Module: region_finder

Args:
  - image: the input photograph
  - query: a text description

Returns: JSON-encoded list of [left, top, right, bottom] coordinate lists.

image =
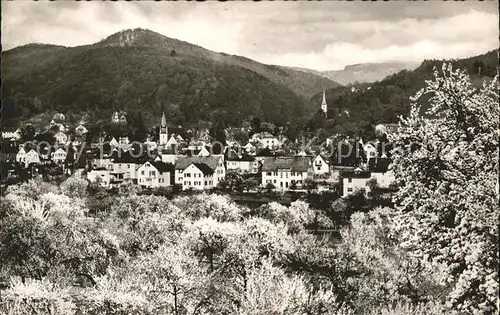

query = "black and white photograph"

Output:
[[0, 1, 498, 314]]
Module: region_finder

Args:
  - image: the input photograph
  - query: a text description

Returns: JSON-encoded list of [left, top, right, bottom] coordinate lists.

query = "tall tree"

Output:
[[211, 120, 227, 146], [390, 64, 499, 315], [132, 112, 148, 142], [250, 117, 261, 133]]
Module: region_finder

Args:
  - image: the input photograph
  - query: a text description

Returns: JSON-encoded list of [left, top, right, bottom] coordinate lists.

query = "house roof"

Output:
[[261, 156, 310, 172], [150, 160, 175, 173], [226, 149, 255, 161], [113, 150, 148, 164], [256, 147, 273, 157], [192, 162, 215, 175], [2, 127, 19, 133], [341, 170, 372, 179], [175, 156, 221, 171]]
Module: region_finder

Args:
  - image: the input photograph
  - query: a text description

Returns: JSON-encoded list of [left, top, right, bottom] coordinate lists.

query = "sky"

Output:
[[2, 0, 498, 71]]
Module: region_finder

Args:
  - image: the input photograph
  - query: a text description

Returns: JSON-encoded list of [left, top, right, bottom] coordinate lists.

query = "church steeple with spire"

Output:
[[321, 91, 328, 116], [159, 110, 168, 146]]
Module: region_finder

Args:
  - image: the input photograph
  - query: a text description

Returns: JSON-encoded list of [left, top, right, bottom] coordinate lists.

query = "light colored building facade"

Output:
[[137, 161, 173, 188], [51, 148, 67, 164], [261, 156, 313, 191], [181, 163, 215, 190], [341, 170, 372, 197], [175, 156, 225, 188], [312, 154, 330, 175], [54, 132, 68, 145]]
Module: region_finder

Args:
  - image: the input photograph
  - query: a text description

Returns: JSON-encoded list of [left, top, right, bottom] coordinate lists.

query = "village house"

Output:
[[15, 147, 26, 165], [144, 138, 158, 151], [341, 168, 372, 197], [370, 170, 395, 189], [160, 148, 184, 165], [136, 160, 174, 188], [254, 132, 282, 150], [0, 142, 18, 163], [111, 153, 145, 183], [193, 146, 210, 157], [51, 148, 67, 164], [91, 149, 113, 170], [118, 136, 131, 151], [261, 156, 313, 191], [111, 111, 127, 124], [175, 156, 225, 189], [181, 162, 216, 190], [363, 142, 378, 162], [54, 131, 68, 145], [226, 150, 259, 174], [165, 135, 178, 149], [17, 149, 41, 167], [1, 127, 21, 140], [75, 124, 88, 136], [243, 142, 256, 155], [87, 169, 112, 188], [312, 154, 330, 175]]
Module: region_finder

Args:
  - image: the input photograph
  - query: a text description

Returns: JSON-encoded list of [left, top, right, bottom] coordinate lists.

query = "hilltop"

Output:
[[1, 28, 340, 127]]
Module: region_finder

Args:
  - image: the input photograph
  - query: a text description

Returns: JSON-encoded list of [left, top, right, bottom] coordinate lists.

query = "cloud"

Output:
[[1, 1, 498, 70]]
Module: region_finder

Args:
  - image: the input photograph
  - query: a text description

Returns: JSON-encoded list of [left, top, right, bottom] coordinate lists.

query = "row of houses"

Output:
[[3, 108, 397, 196]]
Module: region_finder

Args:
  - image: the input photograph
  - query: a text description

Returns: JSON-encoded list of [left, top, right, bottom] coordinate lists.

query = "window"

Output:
[[141, 171, 145, 175], [186, 173, 191, 177], [205, 181, 207, 185], [273, 180, 276, 184], [347, 188, 353, 192], [348, 178, 352, 183], [127, 165, 130, 169], [266, 172, 272, 176]]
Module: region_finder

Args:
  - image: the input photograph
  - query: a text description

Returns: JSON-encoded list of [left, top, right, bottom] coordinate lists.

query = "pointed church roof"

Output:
[[161, 111, 167, 128], [322, 90, 327, 105]]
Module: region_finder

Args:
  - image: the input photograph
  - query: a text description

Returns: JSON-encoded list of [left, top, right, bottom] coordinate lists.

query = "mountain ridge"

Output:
[[1, 28, 340, 128]]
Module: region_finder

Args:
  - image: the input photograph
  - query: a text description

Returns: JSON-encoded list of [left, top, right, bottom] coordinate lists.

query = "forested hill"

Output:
[[1, 28, 340, 127], [312, 50, 498, 134]]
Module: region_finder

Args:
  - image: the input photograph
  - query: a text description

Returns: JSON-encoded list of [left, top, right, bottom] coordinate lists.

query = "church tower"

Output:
[[159, 110, 168, 146], [321, 91, 328, 116]]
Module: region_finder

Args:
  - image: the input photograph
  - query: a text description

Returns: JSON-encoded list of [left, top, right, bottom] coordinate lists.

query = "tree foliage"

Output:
[[389, 64, 499, 315]]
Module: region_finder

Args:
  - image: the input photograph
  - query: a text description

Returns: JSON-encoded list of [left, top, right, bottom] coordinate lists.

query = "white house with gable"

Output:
[[137, 160, 173, 188], [54, 131, 68, 145], [181, 163, 215, 190], [312, 154, 330, 175], [51, 148, 67, 164], [175, 156, 225, 188]]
